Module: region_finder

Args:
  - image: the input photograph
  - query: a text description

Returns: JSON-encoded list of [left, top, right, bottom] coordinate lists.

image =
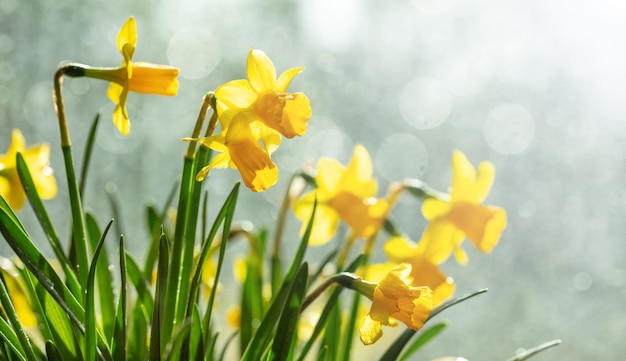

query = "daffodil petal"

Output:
[[117, 17, 137, 56], [416, 218, 464, 265], [246, 48, 277, 93], [359, 315, 383, 345], [315, 159, 345, 195], [215, 79, 258, 110], [383, 236, 419, 262], [276, 66, 304, 92]]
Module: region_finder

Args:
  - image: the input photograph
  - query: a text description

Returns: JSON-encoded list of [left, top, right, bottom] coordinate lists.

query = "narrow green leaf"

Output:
[[187, 305, 203, 361], [144, 181, 179, 279], [112, 236, 128, 361], [398, 322, 448, 361], [61, 144, 90, 288], [78, 113, 100, 198], [188, 183, 240, 322], [45, 341, 63, 361], [123, 254, 153, 321], [380, 289, 488, 361], [241, 199, 316, 361], [15, 153, 75, 285], [85, 213, 116, 340], [162, 156, 195, 344], [85, 219, 113, 361], [272, 263, 309, 361], [150, 233, 170, 360], [0, 317, 27, 361], [0, 270, 37, 360], [217, 332, 238, 361], [0, 205, 85, 329], [166, 322, 192, 361], [296, 255, 365, 361], [504, 339, 562, 361]]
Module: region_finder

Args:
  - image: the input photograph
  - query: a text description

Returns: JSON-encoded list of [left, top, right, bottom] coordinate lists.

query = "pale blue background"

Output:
[[1, 0, 625, 359]]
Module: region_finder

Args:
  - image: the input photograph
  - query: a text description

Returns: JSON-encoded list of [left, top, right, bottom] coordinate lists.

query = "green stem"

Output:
[[54, 66, 89, 289], [161, 94, 213, 350]]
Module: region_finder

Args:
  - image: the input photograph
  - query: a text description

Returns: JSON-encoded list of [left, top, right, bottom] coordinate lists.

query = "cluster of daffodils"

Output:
[[0, 16, 529, 361]]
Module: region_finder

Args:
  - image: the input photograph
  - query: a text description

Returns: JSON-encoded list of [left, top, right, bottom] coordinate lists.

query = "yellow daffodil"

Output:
[[215, 48, 312, 139], [416, 150, 507, 265], [378, 236, 455, 306], [0, 129, 57, 211], [356, 263, 432, 345], [191, 113, 279, 192], [293, 145, 389, 245], [83, 17, 179, 135], [0, 258, 37, 328]]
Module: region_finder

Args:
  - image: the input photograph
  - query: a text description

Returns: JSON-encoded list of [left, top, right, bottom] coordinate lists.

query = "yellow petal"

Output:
[[215, 79, 258, 110], [0, 130, 26, 168], [416, 218, 464, 265], [330, 192, 387, 239], [421, 198, 452, 220], [383, 236, 419, 262], [128, 62, 179, 95], [448, 202, 507, 253], [117, 17, 137, 57], [359, 315, 383, 345], [340, 145, 377, 198], [408, 258, 455, 307], [22, 144, 56, 200], [254, 91, 311, 138], [300, 202, 341, 246], [246, 48, 277, 93], [276, 66, 304, 92], [315, 158, 345, 195], [226, 117, 278, 192]]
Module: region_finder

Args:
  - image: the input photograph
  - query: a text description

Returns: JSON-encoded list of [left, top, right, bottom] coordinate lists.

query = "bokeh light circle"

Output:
[[399, 77, 452, 129]]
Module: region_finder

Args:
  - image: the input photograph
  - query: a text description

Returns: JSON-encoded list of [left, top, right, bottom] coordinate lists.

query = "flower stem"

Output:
[[53, 65, 89, 289]]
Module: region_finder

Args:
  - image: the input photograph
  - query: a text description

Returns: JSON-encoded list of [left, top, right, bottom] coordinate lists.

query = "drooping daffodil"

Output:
[[373, 236, 455, 307], [82, 16, 179, 135], [293, 145, 389, 245], [416, 150, 507, 265], [352, 263, 433, 345], [0, 129, 57, 211]]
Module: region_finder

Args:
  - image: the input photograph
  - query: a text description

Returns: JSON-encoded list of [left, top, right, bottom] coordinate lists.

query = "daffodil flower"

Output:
[[0, 129, 57, 211], [293, 145, 389, 245], [190, 113, 279, 192], [215, 48, 312, 139], [416, 150, 507, 265], [0, 258, 38, 328], [372, 236, 455, 307], [82, 17, 179, 135], [353, 263, 433, 345]]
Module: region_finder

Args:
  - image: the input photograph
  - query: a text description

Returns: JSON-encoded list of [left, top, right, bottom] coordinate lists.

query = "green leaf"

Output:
[[0, 270, 37, 360], [85, 213, 116, 340], [296, 255, 365, 361], [239, 231, 266, 352], [240, 199, 316, 361], [123, 253, 153, 322], [504, 339, 562, 361], [380, 289, 488, 361], [45, 341, 63, 361], [272, 263, 309, 361], [150, 233, 170, 360], [85, 219, 113, 361], [112, 236, 128, 361], [15, 152, 77, 291], [187, 305, 203, 361], [78, 113, 100, 198], [398, 322, 448, 361], [0, 203, 85, 329], [143, 180, 178, 279], [0, 317, 27, 361], [189, 183, 240, 324]]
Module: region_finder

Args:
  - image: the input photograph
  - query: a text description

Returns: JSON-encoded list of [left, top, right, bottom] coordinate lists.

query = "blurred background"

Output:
[[1, 0, 625, 359]]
